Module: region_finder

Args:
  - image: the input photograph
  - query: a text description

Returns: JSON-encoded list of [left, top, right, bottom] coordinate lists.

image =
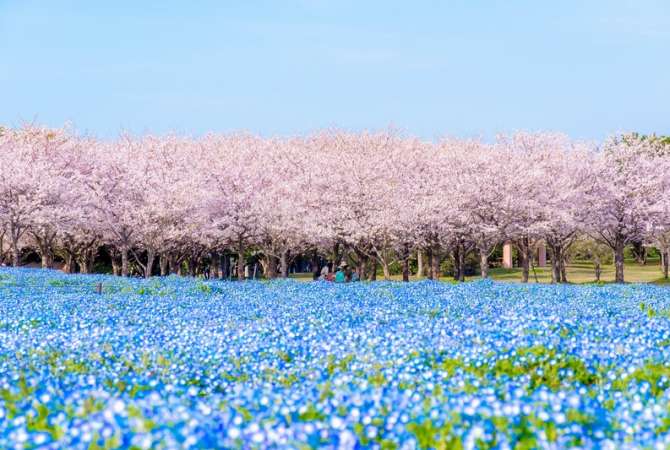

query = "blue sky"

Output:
[[1, 0, 668, 140]]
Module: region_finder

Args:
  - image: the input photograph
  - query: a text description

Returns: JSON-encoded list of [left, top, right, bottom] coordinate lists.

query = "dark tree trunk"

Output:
[[211, 253, 220, 279], [402, 259, 410, 282], [310, 249, 320, 281], [662, 249, 669, 279], [595, 260, 602, 282], [549, 244, 561, 284], [169, 254, 179, 275], [631, 241, 646, 265], [452, 246, 461, 281], [518, 237, 530, 283], [280, 249, 290, 278], [332, 242, 341, 268], [426, 247, 434, 280], [237, 244, 245, 281], [431, 246, 440, 280], [221, 254, 231, 280], [264, 255, 278, 279], [188, 257, 197, 277], [401, 244, 410, 282], [614, 234, 625, 283], [417, 250, 424, 278], [370, 259, 378, 281], [354, 247, 367, 280], [457, 245, 466, 282], [358, 257, 367, 280], [560, 259, 568, 283]]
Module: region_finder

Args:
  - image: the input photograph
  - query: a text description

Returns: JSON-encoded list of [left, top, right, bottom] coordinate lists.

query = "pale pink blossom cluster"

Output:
[[0, 125, 668, 282]]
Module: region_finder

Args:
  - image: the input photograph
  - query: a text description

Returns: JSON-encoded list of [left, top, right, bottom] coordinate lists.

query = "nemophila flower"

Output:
[[2, 269, 670, 448]]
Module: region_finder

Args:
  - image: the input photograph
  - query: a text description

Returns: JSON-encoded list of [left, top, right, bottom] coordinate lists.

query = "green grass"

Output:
[[290, 259, 670, 284], [481, 259, 667, 285]]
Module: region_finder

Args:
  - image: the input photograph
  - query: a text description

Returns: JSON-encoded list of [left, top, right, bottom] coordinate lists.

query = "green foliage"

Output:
[[298, 403, 326, 422], [493, 346, 600, 391], [326, 354, 355, 376], [630, 362, 670, 397], [195, 282, 212, 294], [406, 416, 464, 450], [368, 370, 387, 387]]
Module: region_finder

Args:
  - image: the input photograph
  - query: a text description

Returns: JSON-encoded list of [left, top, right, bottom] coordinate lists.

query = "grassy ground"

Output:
[[291, 259, 670, 285]]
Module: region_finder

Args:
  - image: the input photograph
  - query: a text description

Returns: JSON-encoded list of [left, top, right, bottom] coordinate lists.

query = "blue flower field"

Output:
[[1, 268, 670, 449]]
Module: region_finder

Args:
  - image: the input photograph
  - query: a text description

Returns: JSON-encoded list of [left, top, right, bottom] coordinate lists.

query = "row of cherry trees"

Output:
[[1, 125, 669, 283]]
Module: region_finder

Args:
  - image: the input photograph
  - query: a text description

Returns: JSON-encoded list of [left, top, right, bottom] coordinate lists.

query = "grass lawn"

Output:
[[291, 258, 670, 284]]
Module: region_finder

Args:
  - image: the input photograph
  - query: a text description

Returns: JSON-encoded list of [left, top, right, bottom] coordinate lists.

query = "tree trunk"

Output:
[[169, 254, 179, 275], [8, 224, 23, 267], [280, 249, 290, 278], [381, 260, 391, 280], [159, 254, 169, 276], [614, 234, 625, 283], [78, 252, 90, 274], [417, 251, 424, 279], [188, 257, 197, 277], [457, 245, 466, 282], [519, 238, 530, 283], [211, 253, 220, 279], [431, 246, 440, 279], [401, 244, 410, 282], [10, 241, 20, 267], [550, 244, 561, 284], [662, 249, 669, 279], [111, 256, 120, 276], [479, 248, 489, 279], [401, 259, 409, 282], [358, 257, 367, 280], [631, 241, 646, 265], [370, 259, 378, 281], [560, 260, 568, 283], [332, 242, 341, 268], [595, 259, 602, 282], [41, 252, 52, 269], [145, 249, 155, 278], [121, 247, 129, 277], [237, 244, 245, 281], [452, 246, 461, 281], [64, 253, 76, 274], [426, 247, 434, 280], [310, 249, 320, 281], [221, 254, 230, 280], [263, 255, 277, 279], [354, 248, 368, 280]]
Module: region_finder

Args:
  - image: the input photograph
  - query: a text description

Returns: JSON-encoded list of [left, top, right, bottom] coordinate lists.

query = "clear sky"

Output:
[[1, 0, 668, 140]]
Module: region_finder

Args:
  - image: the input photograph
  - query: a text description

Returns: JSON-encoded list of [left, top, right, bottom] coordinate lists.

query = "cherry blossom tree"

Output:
[[496, 132, 591, 283], [1, 122, 669, 284], [0, 125, 76, 267], [585, 135, 669, 283]]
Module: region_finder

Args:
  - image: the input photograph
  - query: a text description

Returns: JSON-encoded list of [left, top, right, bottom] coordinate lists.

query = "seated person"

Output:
[[335, 263, 347, 283]]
